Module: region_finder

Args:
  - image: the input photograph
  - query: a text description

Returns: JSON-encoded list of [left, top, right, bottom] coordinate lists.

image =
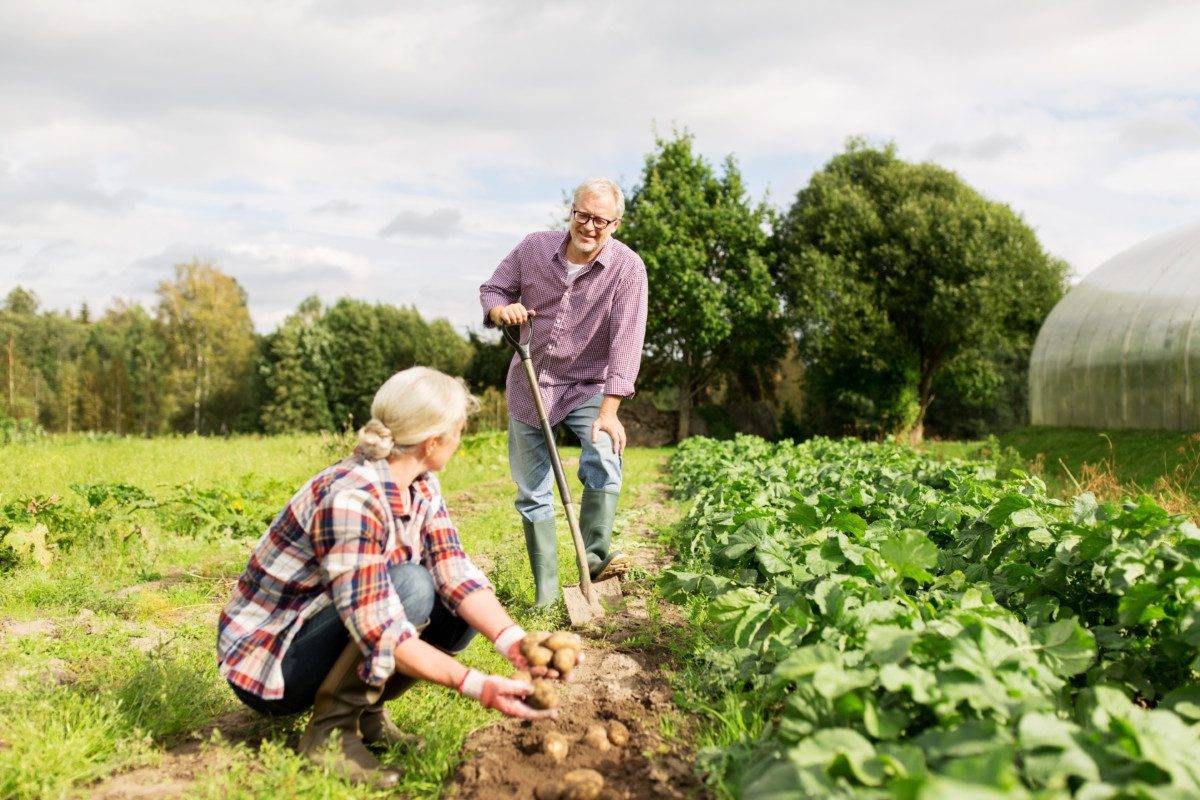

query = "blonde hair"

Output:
[[356, 367, 480, 459], [572, 177, 625, 219]]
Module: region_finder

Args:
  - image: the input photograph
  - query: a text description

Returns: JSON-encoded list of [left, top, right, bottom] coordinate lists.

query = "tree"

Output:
[[464, 330, 511, 392], [260, 296, 335, 433], [323, 299, 390, 429], [156, 261, 258, 434], [773, 140, 1068, 442], [619, 131, 786, 440]]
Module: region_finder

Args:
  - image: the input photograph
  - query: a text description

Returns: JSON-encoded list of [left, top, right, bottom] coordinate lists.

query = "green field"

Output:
[[0, 432, 673, 799], [3, 426, 1196, 799], [924, 426, 1200, 513]]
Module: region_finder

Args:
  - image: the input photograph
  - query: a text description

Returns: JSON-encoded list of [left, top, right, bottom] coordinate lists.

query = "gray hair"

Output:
[[357, 366, 479, 459], [572, 177, 625, 219]]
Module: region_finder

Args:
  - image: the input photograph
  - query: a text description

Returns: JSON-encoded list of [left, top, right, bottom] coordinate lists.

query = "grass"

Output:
[[924, 426, 1200, 516], [0, 430, 675, 799]]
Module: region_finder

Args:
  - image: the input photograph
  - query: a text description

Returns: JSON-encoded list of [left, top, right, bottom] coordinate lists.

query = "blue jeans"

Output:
[[229, 563, 476, 716], [508, 392, 622, 522]]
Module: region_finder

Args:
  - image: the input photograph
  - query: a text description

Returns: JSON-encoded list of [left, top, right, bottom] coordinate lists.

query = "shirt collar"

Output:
[[556, 232, 613, 270], [368, 453, 417, 519]]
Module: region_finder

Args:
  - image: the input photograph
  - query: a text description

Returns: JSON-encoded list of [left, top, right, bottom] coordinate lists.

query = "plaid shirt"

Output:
[[217, 451, 490, 699], [480, 231, 649, 427]]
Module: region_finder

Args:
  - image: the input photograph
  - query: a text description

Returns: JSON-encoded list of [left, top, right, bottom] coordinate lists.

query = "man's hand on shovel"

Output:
[[489, 303, 535, 327]]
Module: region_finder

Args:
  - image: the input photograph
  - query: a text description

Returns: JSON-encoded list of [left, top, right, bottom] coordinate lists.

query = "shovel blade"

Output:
[[562, 577, 623, 627]]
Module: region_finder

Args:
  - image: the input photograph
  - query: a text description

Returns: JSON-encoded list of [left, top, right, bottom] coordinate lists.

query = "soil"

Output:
[[447, 480, 708, 800]]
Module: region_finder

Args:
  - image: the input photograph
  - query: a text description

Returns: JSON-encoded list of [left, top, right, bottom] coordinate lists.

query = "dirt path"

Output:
[[447, 480, 707, 800]]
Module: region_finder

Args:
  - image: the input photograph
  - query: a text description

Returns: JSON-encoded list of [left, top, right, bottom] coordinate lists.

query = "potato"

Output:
[[542, 731, 570, 764], [560, 769, 604, 800], [528, 679, 559, 710], [520, 631, 552, 659], [582, 723, 611, 752], [545, 631, 582, 651], [551, 646, 577, 675], [534, 781, 564, 800], [511, 669, 532, 685], [606, 720, 630, 747], [527, 645, 554, 667]]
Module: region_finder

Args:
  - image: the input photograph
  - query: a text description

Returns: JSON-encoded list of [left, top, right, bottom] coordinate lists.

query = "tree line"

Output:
[[1, 135, 1068, 443], [0, 263, 492, 436]]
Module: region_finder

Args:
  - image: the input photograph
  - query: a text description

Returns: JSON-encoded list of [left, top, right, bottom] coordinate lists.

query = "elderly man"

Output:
[[480, 177, 648, 607]]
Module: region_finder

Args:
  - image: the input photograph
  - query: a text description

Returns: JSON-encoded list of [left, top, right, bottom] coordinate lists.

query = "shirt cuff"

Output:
[[359, 618, 419, 687], [439, 578, 492, 615], [480, 295, 510, 327], [604, 376, 636, 397]]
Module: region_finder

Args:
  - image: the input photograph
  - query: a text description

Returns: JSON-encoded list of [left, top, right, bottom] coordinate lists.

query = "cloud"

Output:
[[378, 207, 464, 239], [309, 198, 362, 215], [2, 1, 1200, 331], [927, 134, 1026, 162], [1119, 110, 1200, 153]]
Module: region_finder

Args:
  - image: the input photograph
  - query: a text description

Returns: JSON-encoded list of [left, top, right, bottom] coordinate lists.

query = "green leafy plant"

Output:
[[664, 434, 1200, 798]]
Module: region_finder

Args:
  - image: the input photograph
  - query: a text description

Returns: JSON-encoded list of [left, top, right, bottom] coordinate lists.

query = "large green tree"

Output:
[[619, 131, 786, 440], [259, 296, 335, 433], [156, 261, 258, 434], [773, 140, 1068, 442]]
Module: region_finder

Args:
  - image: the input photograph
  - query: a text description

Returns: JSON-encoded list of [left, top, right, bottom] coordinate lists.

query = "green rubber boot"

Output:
[[581, 489, 629, 581], [523, 517, 560, 607]]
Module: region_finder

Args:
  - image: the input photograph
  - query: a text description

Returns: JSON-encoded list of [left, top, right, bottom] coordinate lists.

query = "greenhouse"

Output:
[[1029, 220, 1200, 430]]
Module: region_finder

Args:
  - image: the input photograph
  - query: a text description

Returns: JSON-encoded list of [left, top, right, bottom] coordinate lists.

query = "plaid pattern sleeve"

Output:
[[417, 474, 491, 611], [311, 487, 418, 687]]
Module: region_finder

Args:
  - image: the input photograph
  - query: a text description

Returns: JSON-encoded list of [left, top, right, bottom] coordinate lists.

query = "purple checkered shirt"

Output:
[[480, 231, 648, 428]]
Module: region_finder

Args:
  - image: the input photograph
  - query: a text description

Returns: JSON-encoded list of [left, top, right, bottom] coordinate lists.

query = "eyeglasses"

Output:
[[570, 208, 617, 230]]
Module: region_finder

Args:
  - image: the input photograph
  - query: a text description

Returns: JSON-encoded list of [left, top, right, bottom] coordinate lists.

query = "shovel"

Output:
[[502, 322, 622, 625]]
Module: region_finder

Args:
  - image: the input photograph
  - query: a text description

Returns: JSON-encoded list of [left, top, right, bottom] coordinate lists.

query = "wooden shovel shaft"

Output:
[[519, 358, 597, 604]]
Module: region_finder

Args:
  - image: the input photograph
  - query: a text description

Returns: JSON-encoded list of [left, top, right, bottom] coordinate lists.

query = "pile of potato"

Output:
[[513, 630, 582, 710], [513, 631, 635, 799]]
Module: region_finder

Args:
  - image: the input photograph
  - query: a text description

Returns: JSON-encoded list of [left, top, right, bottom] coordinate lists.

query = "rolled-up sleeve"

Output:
[[311, 488, 416, 686], [480, 241, 524, 328], [604, 260, 648, 397], [421, 482, 491, 611]]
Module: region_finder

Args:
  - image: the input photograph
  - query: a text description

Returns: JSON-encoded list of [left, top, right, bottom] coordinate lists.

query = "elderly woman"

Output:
[[218, 367, 574, 789]]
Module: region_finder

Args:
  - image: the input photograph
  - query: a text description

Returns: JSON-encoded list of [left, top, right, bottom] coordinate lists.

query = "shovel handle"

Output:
[[501, 323, 531, 360]]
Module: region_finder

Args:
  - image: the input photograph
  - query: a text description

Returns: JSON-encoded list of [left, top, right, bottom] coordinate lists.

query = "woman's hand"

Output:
[[494, 625, 584, 681], [458, 669, 556, 720]]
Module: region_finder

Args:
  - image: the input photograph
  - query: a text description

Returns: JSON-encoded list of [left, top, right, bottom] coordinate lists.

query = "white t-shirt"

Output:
[[565, 259, 588, 281]]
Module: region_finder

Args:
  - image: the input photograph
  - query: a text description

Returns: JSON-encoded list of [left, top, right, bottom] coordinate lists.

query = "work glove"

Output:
[[457, 669, 556, 720]]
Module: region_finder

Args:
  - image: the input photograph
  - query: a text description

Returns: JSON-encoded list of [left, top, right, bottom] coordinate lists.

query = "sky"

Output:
[[2, 0, 1199, 333]]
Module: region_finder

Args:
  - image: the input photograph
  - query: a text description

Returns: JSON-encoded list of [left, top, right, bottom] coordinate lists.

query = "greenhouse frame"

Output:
[[1029, 220, 1200, 431]]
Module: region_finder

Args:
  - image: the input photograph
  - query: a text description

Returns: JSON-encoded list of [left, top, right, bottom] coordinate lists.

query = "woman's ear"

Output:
[[422, 435, 441, 460]]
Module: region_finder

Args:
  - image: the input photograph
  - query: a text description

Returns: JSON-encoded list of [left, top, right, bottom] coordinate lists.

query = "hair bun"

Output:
[[357, 419, 394, 459]]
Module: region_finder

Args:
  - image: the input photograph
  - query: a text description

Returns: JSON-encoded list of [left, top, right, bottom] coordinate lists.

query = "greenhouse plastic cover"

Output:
[[1029, 220, 1200, 431]]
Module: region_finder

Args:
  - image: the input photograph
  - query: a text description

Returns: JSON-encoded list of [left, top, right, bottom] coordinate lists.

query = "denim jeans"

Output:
[[508, 392, 622, 522], [229, 563, 476, 716]]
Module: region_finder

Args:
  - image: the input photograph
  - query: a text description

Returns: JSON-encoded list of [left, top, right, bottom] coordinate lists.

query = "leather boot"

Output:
[[581, 489, 629, 581], [298, 642, 401, 789], [523, 517, 560, 607], [359, 674, 418, 753]]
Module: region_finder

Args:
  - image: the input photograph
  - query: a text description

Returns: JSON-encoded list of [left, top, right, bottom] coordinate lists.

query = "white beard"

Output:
[[572, 234, 600, 254]]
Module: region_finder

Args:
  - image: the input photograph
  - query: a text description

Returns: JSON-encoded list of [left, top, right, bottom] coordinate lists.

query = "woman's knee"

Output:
[[387, 563, 436, 627]]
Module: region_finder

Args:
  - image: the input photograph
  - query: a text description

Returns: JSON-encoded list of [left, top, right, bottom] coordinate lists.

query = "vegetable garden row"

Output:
[[662, 435, 1200, 799]]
